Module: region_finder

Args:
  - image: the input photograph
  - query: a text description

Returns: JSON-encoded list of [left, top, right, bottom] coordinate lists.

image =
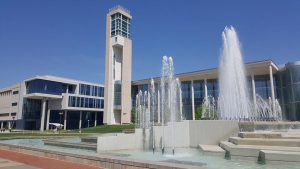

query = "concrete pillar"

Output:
[[191, 80, 195, 120], [8, 121, 11, 129], [46, 109, 50, 130], [40, 99, 46, 131], [64, 110, 67, 130], [269, 65, 276, 112], [179, 87, 183, 121], [79, 111, 82, 129], [157, 90, 160, 124], [1, 122, 3, 128], [94, 112, 97, 127], [251, 74, 257, 113], [204, 79, 208, 100]]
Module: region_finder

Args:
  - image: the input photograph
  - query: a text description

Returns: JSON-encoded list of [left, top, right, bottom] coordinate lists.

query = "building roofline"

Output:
[[23, 75, 104, 87], [0, 83, 21, 93], [109, 5, 131, 14], [132, 59, 278, 84]]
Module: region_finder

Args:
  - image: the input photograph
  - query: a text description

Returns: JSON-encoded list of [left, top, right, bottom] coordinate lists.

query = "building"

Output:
[[132, 60, 300, 121], [104, 6, 132, 124], [0, 75, 104, 131]]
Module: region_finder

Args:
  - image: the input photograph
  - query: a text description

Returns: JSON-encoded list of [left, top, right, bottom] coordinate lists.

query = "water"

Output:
[[0, 138, 299, 169], [218, 26, 251, 120], [136, 90, 150, 129], [160, 56, 182, 154], [202, 96, 217, 119], [218, 26, 283, 121], [135, 56, 182, 154]]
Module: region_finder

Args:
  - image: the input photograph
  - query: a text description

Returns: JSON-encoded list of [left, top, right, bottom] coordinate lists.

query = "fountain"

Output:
[[135, 56, 182, 155], [218, 26, 283, 121], [218, 26, 251, 120], [201, 96, 217, 119], [160, 56, 182, 155], [150, 79, 156, 153]]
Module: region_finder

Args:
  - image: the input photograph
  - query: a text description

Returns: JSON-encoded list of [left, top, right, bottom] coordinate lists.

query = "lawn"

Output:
[[69, 124, 135, 133], [0, 124, 135, 138]]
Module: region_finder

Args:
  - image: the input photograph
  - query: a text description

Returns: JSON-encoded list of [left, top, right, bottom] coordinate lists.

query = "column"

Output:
[[157, 90, 160, 123], [46, 109, 50, 130], [204, 79, 208, 100], [40, 99, 46, 131], [64, 110, 67, 130], [79, 111, 82, 129], [179, 87, 183, 121], [269, 65, 276, 112], [1, 122, 3, 128], [8, 121, 11, 129], [191, 80, 195, 120], [94, 112, 97, 127], [251, 74, 257, 113]]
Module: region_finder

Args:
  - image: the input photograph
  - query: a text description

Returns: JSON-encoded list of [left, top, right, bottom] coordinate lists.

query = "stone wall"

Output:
[[97, 120, 239, 151]]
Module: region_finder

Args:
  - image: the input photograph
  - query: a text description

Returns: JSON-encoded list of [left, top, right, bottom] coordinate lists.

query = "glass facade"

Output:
[[279, 63, 300, 120], [111, 13, 131, 38], [132, 75, 282, 121], [79, 84, 104, 97], [254, 75, 279, 100], [22, 99, 42, 130], [193, 80, 205, 111], [68, 96, 104, 109], [48, 111, 103, 130], [26, 79, 68, 95], [181, 81, 193, 120], [207, 79, 219, 99], [114, 83, 122, 106]]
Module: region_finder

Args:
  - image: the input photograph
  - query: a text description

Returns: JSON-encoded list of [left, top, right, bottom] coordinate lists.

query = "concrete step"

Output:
[[238, 132, 282, 138], [220, 141, 300, 158], [81, 137, 97, 143], [259, 150, 300, 163], [281, 133, 300, 139], [238, 131, 300, 139], [198, 144, 225, 156], [229, 137, 300, 147]]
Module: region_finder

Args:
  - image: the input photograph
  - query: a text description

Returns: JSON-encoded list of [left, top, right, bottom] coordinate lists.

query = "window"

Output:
[[110, 12, 131, 39], [12, 102, 17, 106], [68, 96, 104, 109], [11, 112, 17, 116], [13, 91, 19, 95], [0, 113, 9, 117], [26, 79, 67, 95]]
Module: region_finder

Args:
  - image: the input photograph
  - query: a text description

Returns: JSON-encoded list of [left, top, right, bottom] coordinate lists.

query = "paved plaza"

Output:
[[0, 149, 102, 169]]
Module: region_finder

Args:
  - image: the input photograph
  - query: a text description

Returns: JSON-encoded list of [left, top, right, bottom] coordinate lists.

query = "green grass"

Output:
[[0, 124, 135, 138], [70, 124, 135, 133]]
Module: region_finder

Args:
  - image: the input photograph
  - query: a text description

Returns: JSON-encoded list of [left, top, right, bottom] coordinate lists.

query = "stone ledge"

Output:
[[259, 150, 300, 163], [0, 142, 204, 169], [199, 144, 225, 156]]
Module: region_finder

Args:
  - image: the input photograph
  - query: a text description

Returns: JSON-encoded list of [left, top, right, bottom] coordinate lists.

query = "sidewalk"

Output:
[[0, 158, 36, 169], [0, 149, 103, 169]]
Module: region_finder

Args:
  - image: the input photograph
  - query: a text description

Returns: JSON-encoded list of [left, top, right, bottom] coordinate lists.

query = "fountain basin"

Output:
[[97, 120, 239, 151]]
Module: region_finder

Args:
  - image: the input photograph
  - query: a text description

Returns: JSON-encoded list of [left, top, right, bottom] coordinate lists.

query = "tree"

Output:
[[195, 105, 202, 120]]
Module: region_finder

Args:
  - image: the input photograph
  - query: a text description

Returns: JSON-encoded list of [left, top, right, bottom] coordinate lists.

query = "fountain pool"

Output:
[[0, 138, 299, 169]]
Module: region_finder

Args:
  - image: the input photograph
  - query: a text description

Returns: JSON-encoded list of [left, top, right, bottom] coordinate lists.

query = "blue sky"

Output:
[[0, 0, 299, 88]]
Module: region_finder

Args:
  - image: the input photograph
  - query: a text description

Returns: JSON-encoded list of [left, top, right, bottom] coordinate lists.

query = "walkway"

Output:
[[0, 157, 36, 169], [0, 149, 102, 169]]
